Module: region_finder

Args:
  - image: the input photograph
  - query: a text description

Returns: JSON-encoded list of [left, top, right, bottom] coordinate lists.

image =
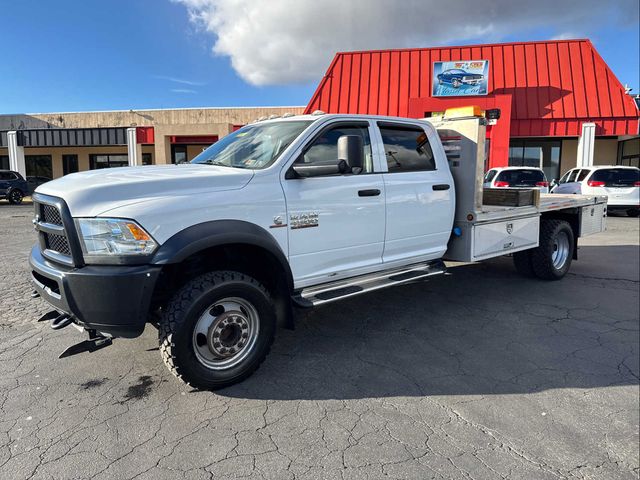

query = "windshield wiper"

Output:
[[201, 160, 231, 167]]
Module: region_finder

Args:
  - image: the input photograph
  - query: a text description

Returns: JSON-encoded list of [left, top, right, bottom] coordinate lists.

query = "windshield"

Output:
[[191, 120, 312, 169]]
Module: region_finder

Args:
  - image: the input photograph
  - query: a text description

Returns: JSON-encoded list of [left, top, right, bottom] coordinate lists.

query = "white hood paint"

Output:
[[36, 164, 254, 217]]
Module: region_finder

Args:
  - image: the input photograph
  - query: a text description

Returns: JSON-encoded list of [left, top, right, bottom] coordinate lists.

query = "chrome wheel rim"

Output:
[[192, 297, 259, 370], [552, 231, 570, 270]]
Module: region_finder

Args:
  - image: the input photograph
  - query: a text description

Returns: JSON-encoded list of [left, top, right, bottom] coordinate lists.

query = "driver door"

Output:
[[281, 121, 386, 288]]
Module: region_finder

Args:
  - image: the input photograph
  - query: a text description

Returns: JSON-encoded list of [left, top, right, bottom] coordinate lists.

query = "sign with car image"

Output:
[[433, 60, 489, 97]]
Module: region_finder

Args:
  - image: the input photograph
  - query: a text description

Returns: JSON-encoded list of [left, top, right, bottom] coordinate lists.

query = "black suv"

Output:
[[0, 170, 29, 204]]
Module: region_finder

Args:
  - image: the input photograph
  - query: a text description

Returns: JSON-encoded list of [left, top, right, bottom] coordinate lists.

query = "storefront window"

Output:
[[62, 154, 79, 175], [25, 155, 53, 179], [89, 154, 129, 169], [509, 140, 561, 181], [171, 145, 187, 164], [0, 155, 9, 170], [618, 138, 639, 167]]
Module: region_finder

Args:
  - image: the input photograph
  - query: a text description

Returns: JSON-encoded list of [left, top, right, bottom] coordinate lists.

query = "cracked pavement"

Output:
[[0, 202, 638, 479]]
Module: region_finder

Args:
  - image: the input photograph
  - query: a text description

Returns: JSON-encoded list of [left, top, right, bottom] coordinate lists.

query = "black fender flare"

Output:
[[151, 220, 293, 292]]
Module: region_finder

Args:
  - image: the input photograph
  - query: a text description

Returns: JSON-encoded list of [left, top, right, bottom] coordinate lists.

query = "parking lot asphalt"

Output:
[[0, 202, 638, 480]]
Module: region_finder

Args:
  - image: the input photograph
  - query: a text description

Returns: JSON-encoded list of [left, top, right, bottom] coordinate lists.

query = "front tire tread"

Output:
[[159, 271, 274, 390]]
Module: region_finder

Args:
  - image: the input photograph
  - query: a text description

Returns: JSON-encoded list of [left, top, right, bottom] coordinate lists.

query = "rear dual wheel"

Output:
[[513, 219, 574, 280], [159, 271, 275, 390]]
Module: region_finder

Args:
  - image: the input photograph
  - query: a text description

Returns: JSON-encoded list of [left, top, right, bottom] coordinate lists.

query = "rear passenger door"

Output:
[[376, 122, 455, 264]]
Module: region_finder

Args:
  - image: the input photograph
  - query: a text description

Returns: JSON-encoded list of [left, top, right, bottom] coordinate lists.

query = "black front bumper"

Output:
[[29, 246, 161, 338]]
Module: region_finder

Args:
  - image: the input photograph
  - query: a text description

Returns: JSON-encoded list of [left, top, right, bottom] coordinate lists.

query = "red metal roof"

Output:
[[306, 39, 639, 137]]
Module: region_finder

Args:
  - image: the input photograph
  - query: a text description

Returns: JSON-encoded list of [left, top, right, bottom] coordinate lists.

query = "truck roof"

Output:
[[251, 113, 434, 125]]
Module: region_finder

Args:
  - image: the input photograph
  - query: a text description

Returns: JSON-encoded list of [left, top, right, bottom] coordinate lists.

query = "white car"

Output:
[[483, 167, 550, 193], [551, 166, 639, 217]]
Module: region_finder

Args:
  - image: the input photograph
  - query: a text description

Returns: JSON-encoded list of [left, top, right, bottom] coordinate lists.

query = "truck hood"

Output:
[[36, 164, 254, 216]]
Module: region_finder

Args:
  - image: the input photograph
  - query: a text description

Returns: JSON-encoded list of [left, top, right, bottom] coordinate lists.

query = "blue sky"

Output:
[[0, 0, 638, 114]]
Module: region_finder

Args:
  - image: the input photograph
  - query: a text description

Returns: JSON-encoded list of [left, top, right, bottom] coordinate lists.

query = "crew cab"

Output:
[[29, 108, 607, 390]]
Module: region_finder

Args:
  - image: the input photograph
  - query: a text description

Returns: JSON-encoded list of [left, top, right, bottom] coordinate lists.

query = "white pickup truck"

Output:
[[30, 108, 607, 389]]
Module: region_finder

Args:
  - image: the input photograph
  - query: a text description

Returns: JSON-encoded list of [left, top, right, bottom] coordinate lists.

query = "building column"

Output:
[[7, 131, 26, 178], [577, 122, 596, 168], [126, 127, 142, 166]]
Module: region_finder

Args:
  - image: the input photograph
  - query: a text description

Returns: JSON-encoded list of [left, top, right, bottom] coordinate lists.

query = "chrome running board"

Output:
[[293, 260, 446, 307]]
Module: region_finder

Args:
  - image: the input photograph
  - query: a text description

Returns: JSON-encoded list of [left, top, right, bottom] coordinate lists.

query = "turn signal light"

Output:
[[125, 222, 152, 241], [493, 181, 510, 187], [587, 180, 606, 187]]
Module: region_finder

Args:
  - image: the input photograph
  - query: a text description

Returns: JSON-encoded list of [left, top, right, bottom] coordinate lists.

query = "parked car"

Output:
[[0, 170, 29, 204], [483, 167, 550, 193], [437, 68, 484, 88], [551, 166, 639, 217], [27, 176, 52, 195]]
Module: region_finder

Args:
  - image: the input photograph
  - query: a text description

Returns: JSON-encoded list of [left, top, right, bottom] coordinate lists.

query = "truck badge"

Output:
[[290, 212, 319, 229], [269, 215, 287, 229], [506, 223, 513, 234]]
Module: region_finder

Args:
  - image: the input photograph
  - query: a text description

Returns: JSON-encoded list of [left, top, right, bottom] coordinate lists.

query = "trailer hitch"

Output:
[[59, 329, 113, 359]]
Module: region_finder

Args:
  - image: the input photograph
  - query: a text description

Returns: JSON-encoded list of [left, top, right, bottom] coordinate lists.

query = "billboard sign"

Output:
[[433, 60, 489, 97]]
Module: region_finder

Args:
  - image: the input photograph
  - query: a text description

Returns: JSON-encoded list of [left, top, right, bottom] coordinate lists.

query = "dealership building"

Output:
[[1, 39, 638, 182], [0, 106, 304, 179], [306, 39, 639, 181]]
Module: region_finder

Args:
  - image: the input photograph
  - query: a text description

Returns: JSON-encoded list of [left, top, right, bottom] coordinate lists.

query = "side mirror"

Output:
[[338, 135, 364, 174]]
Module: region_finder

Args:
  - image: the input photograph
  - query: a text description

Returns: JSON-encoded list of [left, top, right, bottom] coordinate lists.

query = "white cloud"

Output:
[[171, 88, 198, 94], [154, 75, 206, 86], [175, 0, 637, 86]]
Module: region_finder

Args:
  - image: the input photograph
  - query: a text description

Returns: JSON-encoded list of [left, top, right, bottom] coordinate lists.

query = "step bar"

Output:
[[293, 260, 447, 307]]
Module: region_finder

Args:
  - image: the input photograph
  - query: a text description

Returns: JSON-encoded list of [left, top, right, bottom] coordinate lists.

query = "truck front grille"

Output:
[[41, 204, 63, 226], [33, 196, 78, 266], [45, 232, 71, 256]]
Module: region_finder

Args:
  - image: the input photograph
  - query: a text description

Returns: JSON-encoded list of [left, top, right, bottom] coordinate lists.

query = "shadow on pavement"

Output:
[[222, 245, 639, 401]]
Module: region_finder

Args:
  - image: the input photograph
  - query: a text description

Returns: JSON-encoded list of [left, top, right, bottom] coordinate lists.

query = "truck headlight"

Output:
[[75, 218, 157, 256]]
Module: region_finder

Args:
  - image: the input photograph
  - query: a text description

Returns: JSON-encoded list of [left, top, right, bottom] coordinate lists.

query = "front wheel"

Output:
[[159, 271, 276, 390], [530, 220, 575, 280], [8, 189, 24, 205]]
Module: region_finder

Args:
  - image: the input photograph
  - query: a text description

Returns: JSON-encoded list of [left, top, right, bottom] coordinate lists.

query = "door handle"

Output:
[[432, 184, 450, 191], [358, 189, 381, 197]]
